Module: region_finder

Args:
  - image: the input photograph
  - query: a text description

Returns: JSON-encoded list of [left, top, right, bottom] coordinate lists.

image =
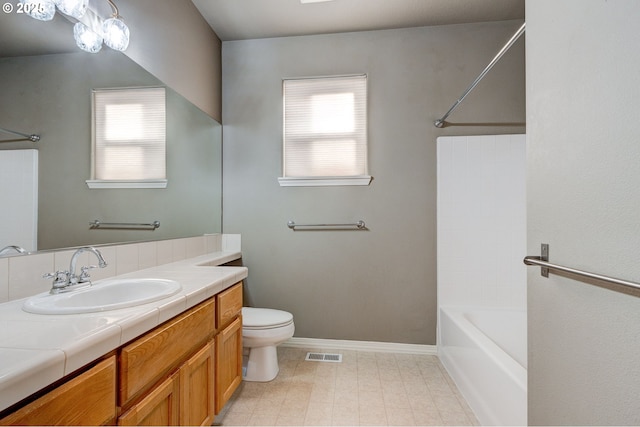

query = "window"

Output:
[[279, 75, 371, 186], [86, 87, 167, 189]]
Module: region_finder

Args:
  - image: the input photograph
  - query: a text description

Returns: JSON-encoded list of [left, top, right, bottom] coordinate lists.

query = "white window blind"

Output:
[[280, 75, 371, 186], [88, 87, 166, 188]]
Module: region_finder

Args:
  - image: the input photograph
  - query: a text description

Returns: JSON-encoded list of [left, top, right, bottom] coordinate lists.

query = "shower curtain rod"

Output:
[[434, 22, 526, 128], [0, 126, 40, 143]]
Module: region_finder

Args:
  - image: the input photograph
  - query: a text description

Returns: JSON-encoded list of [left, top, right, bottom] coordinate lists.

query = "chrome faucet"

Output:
[[69, 247, 107, 286], [43, 246, 108, 294]]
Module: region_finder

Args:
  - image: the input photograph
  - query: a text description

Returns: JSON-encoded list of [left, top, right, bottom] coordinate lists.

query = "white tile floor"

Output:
[[215, 347, 479, 426]]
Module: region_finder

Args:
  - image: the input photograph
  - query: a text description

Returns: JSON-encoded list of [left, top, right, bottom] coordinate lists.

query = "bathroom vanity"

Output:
[[0, 252, 245, 426]]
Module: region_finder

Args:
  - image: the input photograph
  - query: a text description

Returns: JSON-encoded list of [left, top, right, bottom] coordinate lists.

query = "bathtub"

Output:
[[438, 307, 527, 426]]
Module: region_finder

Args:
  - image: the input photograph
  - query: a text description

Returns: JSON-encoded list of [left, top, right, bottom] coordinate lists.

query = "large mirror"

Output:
[[0, 8, 222, 254]]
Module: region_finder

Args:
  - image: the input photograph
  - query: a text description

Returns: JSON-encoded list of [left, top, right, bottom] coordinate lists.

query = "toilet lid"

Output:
[[242, 307, 293, 329]]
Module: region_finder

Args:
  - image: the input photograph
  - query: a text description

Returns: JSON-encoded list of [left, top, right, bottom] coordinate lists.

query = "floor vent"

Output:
[[305, 352, 342, 363]]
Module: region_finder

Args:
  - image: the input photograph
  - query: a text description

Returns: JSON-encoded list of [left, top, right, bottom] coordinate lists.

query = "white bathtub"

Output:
[[438, 307, 527, 426]]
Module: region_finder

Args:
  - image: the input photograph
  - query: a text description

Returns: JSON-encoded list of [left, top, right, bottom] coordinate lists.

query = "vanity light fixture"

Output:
[[23, 0, 130, 53], [102, 0, 129, 51], [20, 0, 56, 21], [55, 0, 88, 19], [73, 22, 103, 53]]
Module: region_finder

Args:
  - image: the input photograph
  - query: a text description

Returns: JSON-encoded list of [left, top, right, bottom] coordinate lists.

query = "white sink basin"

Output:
[[22, 278, 182, 315]]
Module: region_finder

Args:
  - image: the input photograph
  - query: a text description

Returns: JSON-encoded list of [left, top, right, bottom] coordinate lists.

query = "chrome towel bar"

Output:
[[89, 220, 160, 230], [524, 244, 640, 295], [287, 220, 366, 230]]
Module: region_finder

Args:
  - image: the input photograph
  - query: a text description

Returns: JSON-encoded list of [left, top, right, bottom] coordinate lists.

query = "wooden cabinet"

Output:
[[1, 281, 243, 426], [118, 341, 216, 427], [0, 356, 116, 426], [215, 282, 243, 413], [118, 372, 179, 426], [215, 316, 243, 413], [118, 299, 215, 407], [217, 281, 243, 328], [179, 341, 216, 426], [119, 281, 243, 424]]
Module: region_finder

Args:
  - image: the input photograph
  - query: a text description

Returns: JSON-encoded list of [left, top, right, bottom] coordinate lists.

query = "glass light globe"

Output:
[[73, 22, 102, 53], [102, 17, 130, 51], [55, 0, 88, 19], [20, 0, 56, 21]]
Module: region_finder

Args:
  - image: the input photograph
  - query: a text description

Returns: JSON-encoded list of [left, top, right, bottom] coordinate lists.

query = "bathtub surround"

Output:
[[222, 20, 525, 345], [527, 1, 640, 425], [436, 134, 527, 425], [436, 135, 526, 310]]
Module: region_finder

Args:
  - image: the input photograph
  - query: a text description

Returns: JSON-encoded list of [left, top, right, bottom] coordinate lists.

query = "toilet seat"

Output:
[[242, 307, 293, 330]]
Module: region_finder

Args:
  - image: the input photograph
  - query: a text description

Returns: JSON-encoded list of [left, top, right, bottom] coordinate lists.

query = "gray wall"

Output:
[[527, 1, 640, 425], [122, 0, 222, 122], [0, 51, 222, 250], [222, 21, 525, 344]]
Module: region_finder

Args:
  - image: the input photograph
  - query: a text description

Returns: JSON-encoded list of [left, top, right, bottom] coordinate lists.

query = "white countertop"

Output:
[[0, 251, 247, 412]]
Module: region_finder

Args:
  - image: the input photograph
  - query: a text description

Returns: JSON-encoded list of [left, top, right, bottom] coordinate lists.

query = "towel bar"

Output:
[[287, 220, 366, 230], [524, 244, 640, 295], [89, 220, 160, 230]]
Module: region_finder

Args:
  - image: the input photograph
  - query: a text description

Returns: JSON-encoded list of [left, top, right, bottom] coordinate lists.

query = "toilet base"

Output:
[[243, 345, 279, 382]]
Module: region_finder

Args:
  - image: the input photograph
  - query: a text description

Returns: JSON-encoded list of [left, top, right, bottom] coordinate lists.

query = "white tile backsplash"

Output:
[[138, 241, 158, 270], [185, 236, 206, 259], [0, 234, 233, 302], [222, 234, 241, 252], [8, 252, 54, 300], [0, 258, 8, 303], [171, 238, 187, 262], [115, 244, 140, 275]]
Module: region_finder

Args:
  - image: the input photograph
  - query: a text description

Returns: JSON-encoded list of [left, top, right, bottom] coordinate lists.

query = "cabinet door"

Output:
[[0, 356, 116, 426], [119, 299, 215, 406], [117, 372, 179, 426], [215, 315, 242, 414], [179, 341, 215, 426]]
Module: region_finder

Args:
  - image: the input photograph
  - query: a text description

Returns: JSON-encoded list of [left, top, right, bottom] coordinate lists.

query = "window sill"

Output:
[[86, 179, 168, 189], [278, 176, 372, 187]]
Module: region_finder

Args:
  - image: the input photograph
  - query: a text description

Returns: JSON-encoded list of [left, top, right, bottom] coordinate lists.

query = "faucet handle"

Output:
[[43, 270, 69, 286], [78, 265, 96, 283]]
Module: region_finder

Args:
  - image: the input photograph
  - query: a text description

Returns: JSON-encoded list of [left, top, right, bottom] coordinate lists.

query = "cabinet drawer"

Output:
[[217, 282, 243, 328], [119, 299, 215, 406], [1, 356, 116, 426]]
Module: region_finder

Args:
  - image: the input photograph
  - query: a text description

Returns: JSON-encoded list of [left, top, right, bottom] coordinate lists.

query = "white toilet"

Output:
[[242, 307, 294, 382]]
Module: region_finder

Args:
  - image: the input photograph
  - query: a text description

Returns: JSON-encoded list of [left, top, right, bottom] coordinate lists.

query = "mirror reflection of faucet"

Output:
[[0, 245, 27, 256], [43, 246, 108, 294]]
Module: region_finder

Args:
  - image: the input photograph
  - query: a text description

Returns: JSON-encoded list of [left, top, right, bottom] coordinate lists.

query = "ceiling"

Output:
[[0, 0, 524, 57], [191, 0, 525, 42]]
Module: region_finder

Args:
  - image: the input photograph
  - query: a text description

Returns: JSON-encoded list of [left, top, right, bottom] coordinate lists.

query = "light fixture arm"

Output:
[[106, 0, 119, 18]]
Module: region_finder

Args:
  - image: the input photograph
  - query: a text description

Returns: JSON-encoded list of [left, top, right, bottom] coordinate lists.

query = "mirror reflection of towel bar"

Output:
[[287, 220, 366, 230], [0, 126, 40, 143], [89, 220, 160, 230]]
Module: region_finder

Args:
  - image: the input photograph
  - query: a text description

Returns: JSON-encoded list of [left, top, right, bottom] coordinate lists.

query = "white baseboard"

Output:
[[281, 337, 437, 355]]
